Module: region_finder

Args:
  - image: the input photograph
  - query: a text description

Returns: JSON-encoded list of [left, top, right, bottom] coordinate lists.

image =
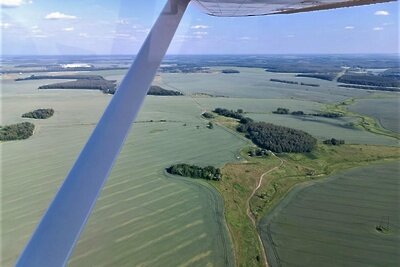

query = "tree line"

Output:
[[221, 69, 240, 74], [213, 108, 244, 120], [166, 164, 221, 181], [273, 108, 343, 118], [16, 74, 105, 81], [296, 73, 336, 81], [338, 73, 400, 88], [338, 84, 400, 92], [39, 79, 116, 91], [323, 138, 345, 146], [105, 85, 183, 96]]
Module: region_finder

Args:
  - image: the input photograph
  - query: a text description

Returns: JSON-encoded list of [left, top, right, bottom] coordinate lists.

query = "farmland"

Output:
[[1, 55, 400, 267], [348, 96, 400, 133], [259, 162, 400, 267], [159, 67, 371, 103], [1, 81, 246, 266]]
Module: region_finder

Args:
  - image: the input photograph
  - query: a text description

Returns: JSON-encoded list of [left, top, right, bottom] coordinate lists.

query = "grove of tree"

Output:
[[22, 108, 54, 119], [0, 122, 35, 141], [167, 164, 221, 181]]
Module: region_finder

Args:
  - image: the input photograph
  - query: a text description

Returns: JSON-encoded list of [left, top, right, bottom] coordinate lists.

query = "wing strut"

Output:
[[15, 0, 190, 266]]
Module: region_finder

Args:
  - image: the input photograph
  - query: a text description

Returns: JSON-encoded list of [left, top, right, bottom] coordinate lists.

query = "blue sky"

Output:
[[1, 0, 398, 55]]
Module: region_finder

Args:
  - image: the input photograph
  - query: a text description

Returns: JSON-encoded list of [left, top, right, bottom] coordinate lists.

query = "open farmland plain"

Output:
[[259, 162, 400, 267], [159, 67, 371, 103], [2, 57, 400, 267], [348, 96, 400, 133], [1, 77, 246, 266]]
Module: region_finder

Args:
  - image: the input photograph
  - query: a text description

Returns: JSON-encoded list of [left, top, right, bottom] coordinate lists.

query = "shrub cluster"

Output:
[[323, 138, 345, 146], [22, 108, 54, 119], [221, 69, 240, 74], [273, 108, 289, 114], [202, 112, 214, 119], [213, 108, 253, 124], [147, 85, 183, 96], [249, 148, 269, 157], [291, 111, 305, 115], [0, 122, 35, 141], [213, 108, 244, 120]]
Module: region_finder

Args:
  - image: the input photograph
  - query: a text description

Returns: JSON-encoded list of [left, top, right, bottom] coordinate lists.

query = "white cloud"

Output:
[[373, 27, 384, 31], [344, 26, 354, 30], [0, 22, 12, 29], [1, 0, 23, 8], [374, 10, 389, 16], [63, 27, 74, 32], [1, 0, 32, 7], [32, 34, 48, 38], [191, 25, 209, 29], [286, 34, 295, 38], [45, 12, 77, 20], [116, 19, 129, 25], [79, 33, 88, 37]]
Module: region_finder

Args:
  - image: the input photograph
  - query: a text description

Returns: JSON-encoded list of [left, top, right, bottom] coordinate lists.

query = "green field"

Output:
[[248, 113, 398, 146], [2, 65, 399, 267], [159, 68, 372, 103], [194, 97, 398, 146], [259, 162, 400, 267], [348, 97, 400, 133], [1, 77, 247, 266]]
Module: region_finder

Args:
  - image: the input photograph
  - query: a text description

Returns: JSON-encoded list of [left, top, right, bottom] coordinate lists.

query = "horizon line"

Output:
[[1, 53, 400, 57]]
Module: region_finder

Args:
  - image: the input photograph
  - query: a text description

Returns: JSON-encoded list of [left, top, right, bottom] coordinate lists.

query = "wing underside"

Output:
[[193, 0, 396, 17]]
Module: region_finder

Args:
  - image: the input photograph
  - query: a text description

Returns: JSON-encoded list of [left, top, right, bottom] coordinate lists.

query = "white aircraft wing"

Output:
[[193, 0, 396, 17]]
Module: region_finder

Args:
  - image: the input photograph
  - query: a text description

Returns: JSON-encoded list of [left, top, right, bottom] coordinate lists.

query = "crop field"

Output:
[[248, 113, 398, 146], [159, 67, 373, 103], [1, 77, 247, 266], [259, 162, 400, 267], [192, 97, 398, 146], [348, 97, 400, 133], [195, 98, 323, 115], [2, 65, 399, 267]]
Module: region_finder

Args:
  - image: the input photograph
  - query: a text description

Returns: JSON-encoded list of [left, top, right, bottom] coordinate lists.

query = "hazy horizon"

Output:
[[1, 53, 399, 57]]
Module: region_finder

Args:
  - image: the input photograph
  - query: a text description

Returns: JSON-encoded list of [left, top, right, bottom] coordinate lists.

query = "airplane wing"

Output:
[[193, 0, 396, 17]]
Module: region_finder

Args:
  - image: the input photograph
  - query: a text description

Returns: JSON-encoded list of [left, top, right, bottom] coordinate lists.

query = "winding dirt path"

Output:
[[246, 153, 284, 267]]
